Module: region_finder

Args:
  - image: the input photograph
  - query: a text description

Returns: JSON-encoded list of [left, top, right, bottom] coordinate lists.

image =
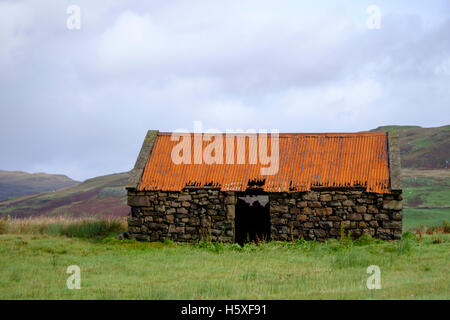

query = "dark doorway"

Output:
[[235, 195, 270, 244]]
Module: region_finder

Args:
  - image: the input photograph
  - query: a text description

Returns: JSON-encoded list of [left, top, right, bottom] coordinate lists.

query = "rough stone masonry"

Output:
[[127, 188, 402, 242]]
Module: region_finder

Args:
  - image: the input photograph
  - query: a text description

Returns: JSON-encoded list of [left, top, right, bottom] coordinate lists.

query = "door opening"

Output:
[[235, 195, 270, 244]]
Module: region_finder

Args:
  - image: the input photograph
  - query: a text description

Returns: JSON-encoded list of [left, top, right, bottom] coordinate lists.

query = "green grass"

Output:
[[401, 168, 450, 232], [0, 232, 448, 299], [409, 136, 435, 152], [402, 169, 450, 209], [403, 186, 450, 208], [403, 208, 450, 231], [372, 125, 421, 132]]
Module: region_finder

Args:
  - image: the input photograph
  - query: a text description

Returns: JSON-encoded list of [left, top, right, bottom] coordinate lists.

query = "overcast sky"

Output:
[[0, 0, 449, 181]]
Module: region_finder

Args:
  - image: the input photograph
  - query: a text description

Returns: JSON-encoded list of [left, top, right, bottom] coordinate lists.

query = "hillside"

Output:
[[0, 170, 79, 201], [0, 172, 129, 218], [0, 125, 448, 223], [371, 125, 450, 169], [370, 125, 450, 230]]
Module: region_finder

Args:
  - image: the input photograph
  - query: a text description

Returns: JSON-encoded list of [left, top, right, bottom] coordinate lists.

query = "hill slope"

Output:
[[0, 170, 79, 201], [1, 125, 448, 220], [0, 172, 129, 218], [371, 125, 450, 169]]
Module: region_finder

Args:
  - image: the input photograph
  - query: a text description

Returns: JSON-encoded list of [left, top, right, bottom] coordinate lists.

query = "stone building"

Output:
[[126, 130, 402, 242]]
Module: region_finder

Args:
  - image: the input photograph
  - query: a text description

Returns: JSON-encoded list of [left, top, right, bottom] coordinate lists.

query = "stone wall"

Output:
[[269, 190, 402, 241], [127, 188, 235, 242], [127, 188, 402, 242]]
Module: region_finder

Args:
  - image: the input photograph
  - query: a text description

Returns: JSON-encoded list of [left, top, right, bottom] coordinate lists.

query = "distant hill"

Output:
[[1, 124, 448, 219], [371, 125, 450, 169], [0, 170, 79, 201], [0, 172, 129, 218]]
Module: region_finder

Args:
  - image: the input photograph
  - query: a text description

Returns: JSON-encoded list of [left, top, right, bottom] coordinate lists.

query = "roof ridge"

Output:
[[157, 132, 386, 136]]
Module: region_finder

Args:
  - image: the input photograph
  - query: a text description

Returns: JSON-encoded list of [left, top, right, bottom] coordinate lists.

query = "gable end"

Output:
[[387, 131, 401, 191], [126, 130, 159, 190]]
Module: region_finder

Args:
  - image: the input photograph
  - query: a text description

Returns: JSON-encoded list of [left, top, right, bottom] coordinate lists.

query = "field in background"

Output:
[[402, 169, 450, 208], [403, 208, 449, 231], [402, 168, 450, 231]]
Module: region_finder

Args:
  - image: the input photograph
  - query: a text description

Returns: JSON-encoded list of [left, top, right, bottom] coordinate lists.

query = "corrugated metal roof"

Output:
[[138, 132, 391, 193]]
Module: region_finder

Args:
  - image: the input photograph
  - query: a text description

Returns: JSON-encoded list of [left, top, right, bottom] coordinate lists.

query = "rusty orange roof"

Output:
[[138, 132, 391, 193]]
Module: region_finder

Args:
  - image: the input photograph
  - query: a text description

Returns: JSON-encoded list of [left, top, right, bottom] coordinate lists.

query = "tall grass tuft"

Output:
[[0, 218, 6, 234], [50, 219, 125, 238], [424, 220, 450, 234], [0, 216, 126, 239]]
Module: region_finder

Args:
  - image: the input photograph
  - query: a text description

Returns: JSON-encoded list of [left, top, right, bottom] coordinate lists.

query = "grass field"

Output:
[[402, 169, 450, 208], [401, 168, 450, 231], [0, 219, 448, 299], [403, 186, 450, 208], [403, 208, 450, 231]]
